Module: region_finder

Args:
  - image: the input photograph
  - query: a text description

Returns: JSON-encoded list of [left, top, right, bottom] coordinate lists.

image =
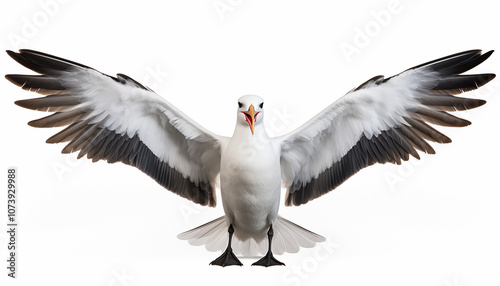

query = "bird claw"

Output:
[[251, 251, 285, 267], [209, 247, 243, 267]]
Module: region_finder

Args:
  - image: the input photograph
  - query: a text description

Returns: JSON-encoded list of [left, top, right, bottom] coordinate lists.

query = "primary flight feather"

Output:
[[5, 49, 495, 266]]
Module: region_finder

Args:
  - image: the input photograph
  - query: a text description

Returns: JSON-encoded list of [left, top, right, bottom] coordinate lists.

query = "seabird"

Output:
[[5, 49, 495, 267]]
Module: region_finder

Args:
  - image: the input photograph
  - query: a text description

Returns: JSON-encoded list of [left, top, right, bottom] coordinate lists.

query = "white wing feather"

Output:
[[7, 50, 226, 206], [277, 50, 494, 206]]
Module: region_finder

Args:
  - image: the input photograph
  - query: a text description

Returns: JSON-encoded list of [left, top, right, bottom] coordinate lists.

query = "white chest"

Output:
[[219, 134, 282, 228], [220, 135, 280, 188]]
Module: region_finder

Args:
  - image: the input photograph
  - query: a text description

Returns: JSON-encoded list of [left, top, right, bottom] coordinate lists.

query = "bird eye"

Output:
[[238, 102, 243, 108], [259, 102, 264, 109]]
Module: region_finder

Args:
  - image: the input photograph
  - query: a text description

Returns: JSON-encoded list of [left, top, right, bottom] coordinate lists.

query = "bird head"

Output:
[[237, 95, 264, 135]]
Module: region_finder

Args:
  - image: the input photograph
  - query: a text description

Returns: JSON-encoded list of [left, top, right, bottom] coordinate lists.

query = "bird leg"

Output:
[[252, 224, 285, 267], [209, 224, 243, 267]]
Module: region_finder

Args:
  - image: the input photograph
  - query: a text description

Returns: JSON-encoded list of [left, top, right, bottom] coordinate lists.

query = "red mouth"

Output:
[[242, 112, 259, 126]]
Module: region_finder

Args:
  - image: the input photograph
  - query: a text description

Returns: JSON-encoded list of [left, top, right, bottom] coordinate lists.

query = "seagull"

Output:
[[5, 49, 495, 267]]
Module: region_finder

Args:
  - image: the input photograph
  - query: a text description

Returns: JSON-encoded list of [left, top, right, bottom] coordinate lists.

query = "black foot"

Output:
[[252, 251, 285, 267], [210, 247, 243, 267]]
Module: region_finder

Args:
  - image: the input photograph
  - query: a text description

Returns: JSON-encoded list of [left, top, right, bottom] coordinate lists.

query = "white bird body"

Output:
[[6, 49, 495, 266], [220, 99, 281, 241]]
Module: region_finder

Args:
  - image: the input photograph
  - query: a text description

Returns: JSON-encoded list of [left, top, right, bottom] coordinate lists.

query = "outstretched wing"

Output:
[[6, 49, 226, 207], [278, 50, 495, 206]]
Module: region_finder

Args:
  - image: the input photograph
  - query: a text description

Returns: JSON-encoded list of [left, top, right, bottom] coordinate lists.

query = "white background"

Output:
[[1, 0, 499, 285]]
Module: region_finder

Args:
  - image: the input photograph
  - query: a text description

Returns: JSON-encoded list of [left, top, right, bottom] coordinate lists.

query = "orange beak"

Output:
[[242, 104, 259, 135]]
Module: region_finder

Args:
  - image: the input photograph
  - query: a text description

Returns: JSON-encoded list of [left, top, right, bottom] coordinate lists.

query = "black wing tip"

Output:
[[27, 121, 38, 127], [482, 73, 496, 84], [5, 74, 21, 86], [13, 98, 45, 111], [14, 100, 27, 109], [5, 50, 29, 66], [6, 50, 17, 57], [6, 49, 93, 74], [475, 99, 487, 108], [6, 49, 57, 60], [5, 74, 33, 87], [482, 49, 494, 59], [407, 49, 494, 74], [7, 49, 146, 91]]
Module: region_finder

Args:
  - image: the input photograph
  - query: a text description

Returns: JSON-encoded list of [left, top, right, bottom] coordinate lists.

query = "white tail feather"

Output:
[[177, 216, 325, 256]]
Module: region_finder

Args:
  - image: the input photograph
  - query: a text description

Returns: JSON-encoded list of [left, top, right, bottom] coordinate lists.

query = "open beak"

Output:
[[242, 104, 259, 135]]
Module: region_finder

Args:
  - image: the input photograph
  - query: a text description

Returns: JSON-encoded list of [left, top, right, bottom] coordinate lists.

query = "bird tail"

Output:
[[177, 216, 325, 257]]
